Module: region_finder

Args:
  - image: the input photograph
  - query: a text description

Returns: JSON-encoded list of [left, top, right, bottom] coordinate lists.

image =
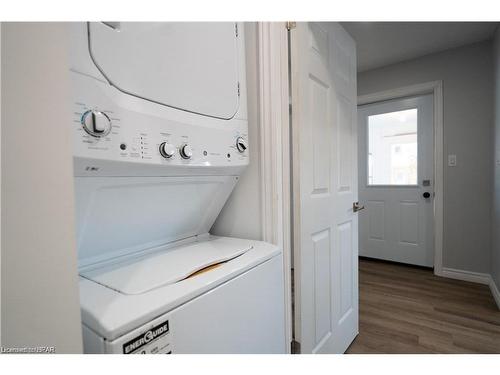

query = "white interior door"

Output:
[[291, 22, 358, 354], [358, 95, 434, 267]]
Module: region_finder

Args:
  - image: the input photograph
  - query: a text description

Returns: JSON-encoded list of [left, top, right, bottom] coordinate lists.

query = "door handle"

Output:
[[423, 192, 431, 199], [353, 201, 365, 212]]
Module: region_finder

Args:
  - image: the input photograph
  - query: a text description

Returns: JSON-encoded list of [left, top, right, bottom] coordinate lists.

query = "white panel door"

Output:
[[358, 95, 434, 266], [291, 22, 358, 354]]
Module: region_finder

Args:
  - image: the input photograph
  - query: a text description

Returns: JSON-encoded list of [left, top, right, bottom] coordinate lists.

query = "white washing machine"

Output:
[[70, 22, 286, 354]]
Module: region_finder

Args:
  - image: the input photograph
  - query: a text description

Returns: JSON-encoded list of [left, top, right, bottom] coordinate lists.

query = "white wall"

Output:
[[492, 29, 500, 291], [358, 41, 494, 273], [1, 23, 83, 353], [212, 23, 263, 241]]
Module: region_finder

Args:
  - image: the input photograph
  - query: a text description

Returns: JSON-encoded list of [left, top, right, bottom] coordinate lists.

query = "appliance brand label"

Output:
[[122, 320, 170, 354]]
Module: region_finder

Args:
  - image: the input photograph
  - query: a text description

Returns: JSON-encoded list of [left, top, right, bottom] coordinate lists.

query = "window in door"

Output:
[[367, 108, 418, 185]]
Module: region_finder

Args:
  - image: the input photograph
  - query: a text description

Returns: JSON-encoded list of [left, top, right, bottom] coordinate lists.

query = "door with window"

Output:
[[358, 94, 434, 267]]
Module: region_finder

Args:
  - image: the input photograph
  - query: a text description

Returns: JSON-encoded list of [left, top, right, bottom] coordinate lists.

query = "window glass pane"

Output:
[[368, 108, 418, 185]]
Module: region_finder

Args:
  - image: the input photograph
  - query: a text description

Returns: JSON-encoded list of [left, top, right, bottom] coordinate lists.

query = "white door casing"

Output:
[[358, 95, 435, 267], [257, 22, 293, 352], [291, 22, 358, 354]]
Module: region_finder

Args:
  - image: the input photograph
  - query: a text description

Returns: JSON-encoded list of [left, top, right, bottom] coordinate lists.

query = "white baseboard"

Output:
[[439, 267, 491, 285], [490, 278, 500, 310], [438, 267, 500, 310]]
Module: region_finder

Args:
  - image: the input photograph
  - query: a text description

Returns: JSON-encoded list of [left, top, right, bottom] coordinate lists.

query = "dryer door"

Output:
[[88, 22, 240, 120]]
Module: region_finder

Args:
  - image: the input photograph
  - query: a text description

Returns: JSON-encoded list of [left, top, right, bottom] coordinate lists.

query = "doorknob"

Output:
[[353, 201, 365, 212], [423, 192, 431, 199]]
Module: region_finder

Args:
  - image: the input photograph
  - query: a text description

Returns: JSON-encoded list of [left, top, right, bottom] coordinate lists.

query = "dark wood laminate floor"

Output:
[[346, 258, 500, 354]]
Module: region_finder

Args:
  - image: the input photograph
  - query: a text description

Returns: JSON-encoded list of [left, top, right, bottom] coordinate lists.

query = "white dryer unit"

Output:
[[70, 22, 286, 354]]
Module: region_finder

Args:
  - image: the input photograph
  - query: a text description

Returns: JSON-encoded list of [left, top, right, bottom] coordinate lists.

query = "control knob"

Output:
[[179, 144, 193, 159], [159, 142, 176, 158], [81, 110, 112, 138], [236, 137, 248, 153]]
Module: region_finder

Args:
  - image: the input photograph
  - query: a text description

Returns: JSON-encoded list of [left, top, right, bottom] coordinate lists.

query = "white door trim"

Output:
[[358, 81, 444, 276], [257, 22, 292, 352]]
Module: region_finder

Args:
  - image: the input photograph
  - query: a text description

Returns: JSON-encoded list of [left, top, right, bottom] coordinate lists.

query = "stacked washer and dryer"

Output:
[[70, 22, 286, 354]]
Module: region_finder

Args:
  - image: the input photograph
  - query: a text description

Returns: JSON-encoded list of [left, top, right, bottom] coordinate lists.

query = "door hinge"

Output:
[[291, 340, 301, 354], [235, 23, 239, 37], [102, 22, 120, 31], [286, 21, 296, 30], [237, 82, 240, 97]]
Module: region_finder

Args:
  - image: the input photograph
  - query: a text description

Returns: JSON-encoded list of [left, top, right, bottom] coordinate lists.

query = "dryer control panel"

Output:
[[70, 22, 249, 176], [72, 73, 249, 172]]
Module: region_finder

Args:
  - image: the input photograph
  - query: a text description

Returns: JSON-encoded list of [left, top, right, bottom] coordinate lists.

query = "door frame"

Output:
[[256, 22, 293, 352], [358, 80, 444, 276]]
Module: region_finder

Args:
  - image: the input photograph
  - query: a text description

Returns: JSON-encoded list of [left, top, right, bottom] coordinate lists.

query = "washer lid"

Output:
[[88, 22, 240, 120], [75, 175, 239, 268], [80, 237, 253, 295]]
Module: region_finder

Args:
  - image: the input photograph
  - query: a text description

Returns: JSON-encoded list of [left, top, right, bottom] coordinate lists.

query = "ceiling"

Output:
[[340, 22, 499, 72]]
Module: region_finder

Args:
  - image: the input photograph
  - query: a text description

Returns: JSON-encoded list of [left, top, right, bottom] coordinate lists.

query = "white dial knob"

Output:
[[179, 144, 193, 159], [159, 142, 176, 158], [81, 110, 112, 137], [236, 137, 248, 153]]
